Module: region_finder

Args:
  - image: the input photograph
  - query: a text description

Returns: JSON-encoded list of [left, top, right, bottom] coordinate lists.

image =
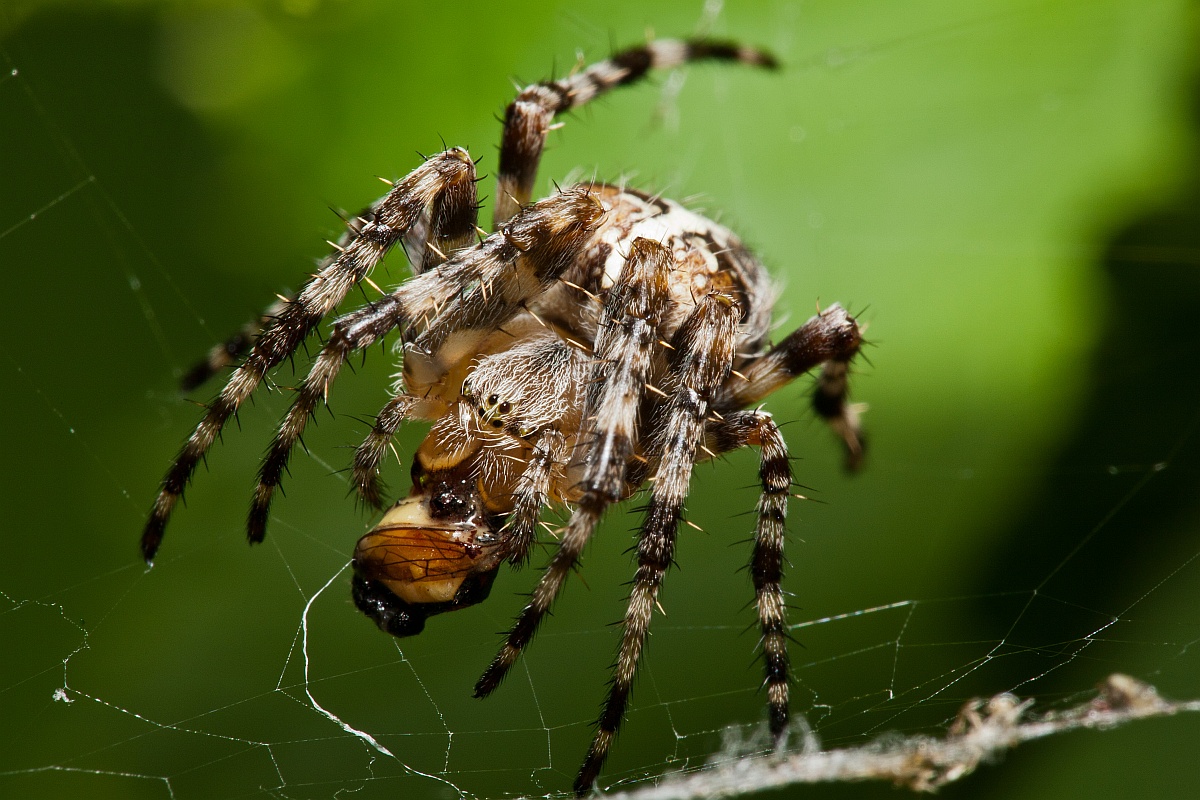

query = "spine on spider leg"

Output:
[[576, 291, 741, 796], [473, 238, 672, 700], [140, 149, 478, 563], [494, 38, 778, 225]]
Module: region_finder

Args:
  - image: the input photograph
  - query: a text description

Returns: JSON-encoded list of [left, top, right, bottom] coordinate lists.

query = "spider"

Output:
[[142, 38, 867, 795]]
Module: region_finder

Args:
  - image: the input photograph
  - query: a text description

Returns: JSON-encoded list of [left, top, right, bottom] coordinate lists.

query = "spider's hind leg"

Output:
[[719, 303, 866, 470], [493, 38, 777, 226]]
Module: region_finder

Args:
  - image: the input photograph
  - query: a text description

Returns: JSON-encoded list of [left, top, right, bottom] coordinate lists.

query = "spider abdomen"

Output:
[[533, 184, 776, 360]]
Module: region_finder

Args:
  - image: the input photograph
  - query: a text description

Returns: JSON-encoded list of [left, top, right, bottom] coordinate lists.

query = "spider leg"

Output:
[[407, 186, 604, 356], [248, 188, 605, 540], [141, 149, 477, 563], [501, 428, 568, 568], [248, 294, 408, 540], [179, 297, 290, 392], [182, 175, 482, 394], [574, 291, 740, 796], [406, 171, 481, 273], [351, 393, 423, 510], [718, 303, 866, 470], [474, 237, 673, 698], [706, 409, 795, 751], [494, 38, 777, 226]]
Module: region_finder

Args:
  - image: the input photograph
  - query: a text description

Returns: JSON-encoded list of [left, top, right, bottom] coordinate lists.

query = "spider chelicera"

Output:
[[143, 38, 867, 795]]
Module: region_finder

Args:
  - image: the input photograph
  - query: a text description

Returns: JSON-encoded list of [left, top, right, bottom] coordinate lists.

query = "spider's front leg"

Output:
[[176, 178, 480, 394], [141, 149, 478, 562], [473, 237, 673, 697], [574, 291, 741, 796], [247, 188, 605, 540]]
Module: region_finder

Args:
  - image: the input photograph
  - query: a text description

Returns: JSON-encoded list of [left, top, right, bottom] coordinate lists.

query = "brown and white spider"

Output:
[[142, 38, 866, 795]]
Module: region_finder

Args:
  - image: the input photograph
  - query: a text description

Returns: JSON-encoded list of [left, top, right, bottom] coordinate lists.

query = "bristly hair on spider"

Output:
[[142, 37, 866, 795]]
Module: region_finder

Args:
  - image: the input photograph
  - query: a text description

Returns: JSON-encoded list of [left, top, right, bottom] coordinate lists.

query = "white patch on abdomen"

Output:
[[596, 195, 738, 291]]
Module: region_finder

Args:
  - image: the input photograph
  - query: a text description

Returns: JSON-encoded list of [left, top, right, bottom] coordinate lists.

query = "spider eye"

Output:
[[491, 420, 504, 429], [487, 394, 500, 406], [498, 401, 512, 414]]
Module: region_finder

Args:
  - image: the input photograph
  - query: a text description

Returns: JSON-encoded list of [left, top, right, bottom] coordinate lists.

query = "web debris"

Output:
[[608, 675, 1200, 799]]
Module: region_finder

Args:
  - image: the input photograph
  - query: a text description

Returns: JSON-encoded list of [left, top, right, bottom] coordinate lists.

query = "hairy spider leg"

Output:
[[717, 303, 865, 469], [247, 188, 605, 540], [352, 393, 423, 510], [245, 157, 481, 540], [141, 149, 478, 562], [180, 175, 481, 392], [498, 428, 569, 568], [494, 38, 778, 227], [706, 410, 796, 751], [575, 291, 741, 796], [473, 237, 673, 697], [406, 165, 482, 274], [248, 293, 408, 541], [408, 187, 603, 358]]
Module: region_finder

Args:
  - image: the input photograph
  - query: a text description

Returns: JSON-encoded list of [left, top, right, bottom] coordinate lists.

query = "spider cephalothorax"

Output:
[[143, 38, 867, 795]]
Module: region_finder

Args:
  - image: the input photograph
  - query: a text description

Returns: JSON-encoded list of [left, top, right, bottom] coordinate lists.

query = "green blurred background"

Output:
[[3, 1, 1200, 798]]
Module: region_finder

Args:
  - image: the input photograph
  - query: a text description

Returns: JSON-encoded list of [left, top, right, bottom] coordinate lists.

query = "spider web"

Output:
[[3, 2, 1200, 799]]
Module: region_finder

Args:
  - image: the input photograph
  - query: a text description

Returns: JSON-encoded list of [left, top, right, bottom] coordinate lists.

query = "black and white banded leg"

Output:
[[575, 291, 740, 795], [718, 303, 865, 469], [474, 237, 673, 697], [247, 188, 605, 540], [707, 409, 796, 748], [248, 294, 408, 540], [494, 38, 777, 226], [141, 149, 479, 562]]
